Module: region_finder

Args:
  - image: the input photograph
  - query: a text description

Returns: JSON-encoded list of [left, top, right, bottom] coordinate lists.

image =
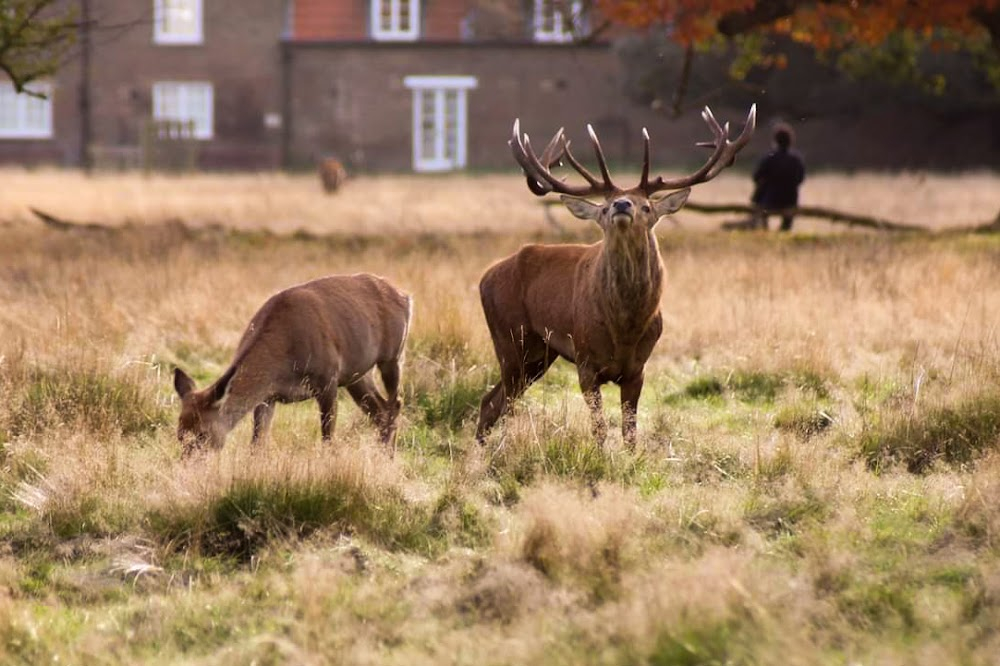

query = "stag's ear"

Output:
[[174, 368, 197, 398], [561, 195, 602, 221], [208, 367, 236, 406], [650, 188, 691, 224]]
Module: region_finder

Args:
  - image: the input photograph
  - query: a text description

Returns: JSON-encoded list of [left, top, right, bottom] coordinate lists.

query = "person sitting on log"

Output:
[[751, 122, 806, 232]]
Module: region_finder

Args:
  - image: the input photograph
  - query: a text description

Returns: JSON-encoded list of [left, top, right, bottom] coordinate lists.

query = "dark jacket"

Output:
[[752, 148, 805, 209]]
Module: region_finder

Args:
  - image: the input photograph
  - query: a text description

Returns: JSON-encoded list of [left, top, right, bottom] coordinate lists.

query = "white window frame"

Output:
[[0, 81, 54, 139], [371, 0, 420, 41], [152, 81, 214, 140], [403, 76, 477, 172], [533, 0, 584, 43], [154, 0, 204, 45]]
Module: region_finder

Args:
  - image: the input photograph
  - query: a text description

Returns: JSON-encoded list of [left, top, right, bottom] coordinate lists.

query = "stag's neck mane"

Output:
[[595, 227, 664, 335]]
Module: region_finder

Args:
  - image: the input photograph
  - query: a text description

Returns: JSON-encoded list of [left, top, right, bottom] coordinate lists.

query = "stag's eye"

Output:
[[601, 207, 608, 214], [642, 205, 651, 213]]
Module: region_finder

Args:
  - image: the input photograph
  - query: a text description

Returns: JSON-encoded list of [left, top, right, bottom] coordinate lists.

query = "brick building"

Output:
[[0, 0, 682, 172]]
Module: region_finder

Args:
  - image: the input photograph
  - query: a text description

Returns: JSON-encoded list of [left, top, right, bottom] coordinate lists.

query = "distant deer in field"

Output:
[[173, 274, 412, 454], [319, 157, 348, 193], [476, 106, 756, 448]]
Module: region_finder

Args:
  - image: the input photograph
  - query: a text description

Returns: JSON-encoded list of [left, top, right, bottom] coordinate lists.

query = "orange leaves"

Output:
[[596, 0, 995, 50]]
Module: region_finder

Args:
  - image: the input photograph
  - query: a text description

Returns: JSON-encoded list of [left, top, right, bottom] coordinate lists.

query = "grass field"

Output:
[[1, 169, 1000, 664]]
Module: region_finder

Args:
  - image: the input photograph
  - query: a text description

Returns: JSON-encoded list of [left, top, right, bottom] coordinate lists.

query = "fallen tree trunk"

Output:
[[680, 201, 928, 233]]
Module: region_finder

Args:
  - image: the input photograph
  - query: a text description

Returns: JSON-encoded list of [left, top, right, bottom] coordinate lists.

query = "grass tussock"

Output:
[[860, 392, 1000, 473], [147, 444, 437, 559], [0, 359, 168, 440], [504, 482, 645, 599], [485, 420, 648, 504]]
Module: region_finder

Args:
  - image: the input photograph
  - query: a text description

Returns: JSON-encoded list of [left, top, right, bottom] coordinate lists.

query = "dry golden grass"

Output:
[[1, 167, 996, 233], [1, 169, 1000, 664]]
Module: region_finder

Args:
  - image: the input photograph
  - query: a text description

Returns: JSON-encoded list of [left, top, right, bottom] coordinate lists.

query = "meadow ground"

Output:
[[1, 168, 1000, 664]]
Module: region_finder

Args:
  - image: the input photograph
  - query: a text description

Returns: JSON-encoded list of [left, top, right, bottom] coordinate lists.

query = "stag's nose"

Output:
[[613, 200, 633, 214]]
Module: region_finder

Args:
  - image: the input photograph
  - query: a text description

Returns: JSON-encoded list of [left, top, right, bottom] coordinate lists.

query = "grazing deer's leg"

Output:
[[347, 375, 394, 443], [578, 365, 607, 446], [377, 359, 403, 446], [620, 373, 644, 451], [317, 385, 339, 442], [251, 402, 275, 446], [378, 359, 402, 415]]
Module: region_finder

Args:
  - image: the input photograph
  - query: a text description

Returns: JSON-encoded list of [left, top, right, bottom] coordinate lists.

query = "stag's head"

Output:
[[173, 367, 233, 454], [510, 106, 756, 236]]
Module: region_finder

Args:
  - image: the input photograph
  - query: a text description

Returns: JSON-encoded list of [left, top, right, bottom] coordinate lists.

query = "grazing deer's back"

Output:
[[234, 274, 410, 377]]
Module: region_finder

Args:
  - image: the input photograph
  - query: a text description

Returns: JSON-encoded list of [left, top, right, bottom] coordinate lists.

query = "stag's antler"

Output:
[[640, 104, 757, 195], [511, 105, 757, 198], [510, 118, 618, 197]]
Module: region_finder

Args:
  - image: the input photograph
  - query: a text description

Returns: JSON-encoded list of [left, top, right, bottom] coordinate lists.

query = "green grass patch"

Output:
[[411, 373, 483, 431], [2, 365, 168, 438], [147, 476, 438, 560], [648, 618, 750, 666], [487, 431, 647, 503], [773, 404, 835, 439], [859, 392, 1000, 473], [744, 490, 828, 538]]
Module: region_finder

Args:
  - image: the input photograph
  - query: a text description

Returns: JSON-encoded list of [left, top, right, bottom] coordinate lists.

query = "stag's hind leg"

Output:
[[476, 337, 555, 442], [620, 372, 644, 451]]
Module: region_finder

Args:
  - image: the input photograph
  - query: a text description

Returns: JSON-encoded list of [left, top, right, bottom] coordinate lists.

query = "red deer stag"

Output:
[[173, 274, 412, 454], [476, 106, 756, 448]]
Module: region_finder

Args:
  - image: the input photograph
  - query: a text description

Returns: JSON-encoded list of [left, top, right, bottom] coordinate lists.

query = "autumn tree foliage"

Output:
[[597, 0, 1000, 50], [595, 0, 1000, 100], [0, 0, 79, 92]]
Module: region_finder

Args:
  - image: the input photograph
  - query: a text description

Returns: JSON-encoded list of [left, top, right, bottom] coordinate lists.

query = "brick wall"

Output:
[[283, 43, 719, 172], [3, 0, 287, 168]]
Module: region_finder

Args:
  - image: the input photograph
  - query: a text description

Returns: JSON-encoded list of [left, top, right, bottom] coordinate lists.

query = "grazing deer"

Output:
[[173, 274, 412, 454], [476, 106, 756, 448]]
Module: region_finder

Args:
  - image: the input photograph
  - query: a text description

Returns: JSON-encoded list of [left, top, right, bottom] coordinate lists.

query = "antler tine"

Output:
[[510, 119, 564, 195], [644, 104, 757, 194], [705, 104, 757, 179], [640, 127, 651, 189], [559, 138, 605, 189], [587, 124, 617, 190], [509, 119, 619, 198]]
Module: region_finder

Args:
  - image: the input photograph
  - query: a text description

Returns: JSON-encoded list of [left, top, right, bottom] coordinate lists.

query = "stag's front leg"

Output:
[[578, 365, 607, 446], [620, 373, 644, 451]]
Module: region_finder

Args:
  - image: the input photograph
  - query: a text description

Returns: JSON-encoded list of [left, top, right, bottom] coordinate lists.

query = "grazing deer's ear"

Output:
[[208, 367, 236, 406], [650, 188, 691, 226], [174, 368, 197, 398], [561, 195, 602, 221]]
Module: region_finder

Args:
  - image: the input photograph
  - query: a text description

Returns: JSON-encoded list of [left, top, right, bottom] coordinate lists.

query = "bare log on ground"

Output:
[[681, 201, 927, 232]]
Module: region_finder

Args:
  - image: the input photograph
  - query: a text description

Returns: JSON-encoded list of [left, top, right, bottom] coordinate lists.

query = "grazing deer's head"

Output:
[[173, 367, 234, 453]]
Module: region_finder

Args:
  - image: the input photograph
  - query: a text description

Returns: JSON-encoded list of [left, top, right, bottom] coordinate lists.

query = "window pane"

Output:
[[0, 88, 16, 132], [398, 0, 411, 32], [153, 82, 212, 139], [0, 83, 52, 137], [443, 90, 458, 160], [23, 95, 47, 131], [419, 90, 435, 159], [380, 0, 392, 32]]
